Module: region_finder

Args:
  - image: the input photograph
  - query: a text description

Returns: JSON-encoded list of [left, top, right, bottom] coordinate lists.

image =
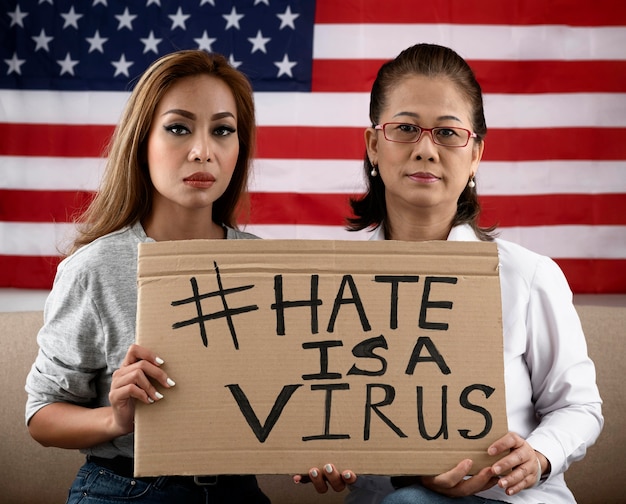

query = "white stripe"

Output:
[[0, 90, 128, 125], [0, 222, 76, 256], [483, 93, 626, 128], [240, 224, 371, 241], [250, 159, 365, 194], [477, 161, 626, 196], [3, 157, 624, 196], [497, 226, 626, 259], [252, 159, 626, 196], [3, 221, 624, 260], [4, 90, 626, 128], [0, 157, 105, 190], [313, 25, 626, 61], [239, 224, 626, 259]]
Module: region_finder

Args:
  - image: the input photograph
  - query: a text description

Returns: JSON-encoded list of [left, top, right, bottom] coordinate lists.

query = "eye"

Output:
[[164, 123, 190, 136], [213, 125, 236, 137], [396, 123, 419, 134], [434, 128, 459, 138]]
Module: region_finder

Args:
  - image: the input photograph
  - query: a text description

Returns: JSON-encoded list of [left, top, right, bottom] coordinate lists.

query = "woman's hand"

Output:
[[420, 459, 499, 497], [488, 432, 549, 496], [293, 463, 357, 493], [108, 344, 176, 435]]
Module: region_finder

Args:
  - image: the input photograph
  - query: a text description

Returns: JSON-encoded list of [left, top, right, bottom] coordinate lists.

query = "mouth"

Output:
[[407, 171, 440, 183], [184, 172, 216, 188]]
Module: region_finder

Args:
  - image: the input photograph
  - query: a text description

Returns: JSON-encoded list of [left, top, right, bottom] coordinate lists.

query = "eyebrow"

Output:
[[392, 111, 463, 123], [161, 109, 236, 121]]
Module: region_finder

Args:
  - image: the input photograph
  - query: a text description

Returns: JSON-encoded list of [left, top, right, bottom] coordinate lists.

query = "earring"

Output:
[[468, 176, 475, 189], [370, 164, 378, 177]]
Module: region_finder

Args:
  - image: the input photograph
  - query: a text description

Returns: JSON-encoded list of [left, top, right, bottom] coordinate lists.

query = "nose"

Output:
[[189, 134, 211, 163], [413, 129, 438, 160]]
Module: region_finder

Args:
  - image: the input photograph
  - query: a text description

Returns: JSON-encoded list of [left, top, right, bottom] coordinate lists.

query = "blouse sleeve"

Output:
[[523, 255, 603, 478]]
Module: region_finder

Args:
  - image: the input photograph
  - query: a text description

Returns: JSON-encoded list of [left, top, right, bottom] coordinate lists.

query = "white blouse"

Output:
[[345, 224, 603, 504]]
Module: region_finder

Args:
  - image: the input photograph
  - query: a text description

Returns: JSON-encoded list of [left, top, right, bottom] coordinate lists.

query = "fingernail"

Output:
[[155, 391, 164, 400], [494, 465, 501, 474], [167, 378, 176, 387], [148, 397, 155, 404], [343, 472, 352, 480], [324, 464, 333, 474], [155, 357, 165, 365], [310, 469, 318, 478]]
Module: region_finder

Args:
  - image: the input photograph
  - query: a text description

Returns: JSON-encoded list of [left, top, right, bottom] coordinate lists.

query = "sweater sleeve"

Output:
[[25, 260, 106, 424]]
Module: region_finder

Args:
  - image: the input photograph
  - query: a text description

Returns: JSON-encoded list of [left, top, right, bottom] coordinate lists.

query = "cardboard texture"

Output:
[[134, 239, 507, 477]]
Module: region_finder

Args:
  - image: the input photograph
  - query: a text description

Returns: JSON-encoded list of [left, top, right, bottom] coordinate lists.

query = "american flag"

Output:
[[1, 0, 625, 294]]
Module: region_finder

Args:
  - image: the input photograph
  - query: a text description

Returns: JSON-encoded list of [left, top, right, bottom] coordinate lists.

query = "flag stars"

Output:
[[61, 6, 83, 29], [169, 7, 190, 30], [194, 31, 217, 52], [277, 6, 299, 30], [200, 0, 216, 5], [8, 5, 28, 28], [140, 31, 162, 53], [274, 54, 297, 78], [92, 0, 107, 6], [111, 54, 134, 77], [115, 8, 137, 30], [146, 0, 161, 6], [4, 53, 26, 75], [86, 30, 108, 53], [228, 54, 242, 69], [223, 6, 244, 30], [248, 30, 271, 54], [57, 52, 79, 76], [32, 29, 53, 52]]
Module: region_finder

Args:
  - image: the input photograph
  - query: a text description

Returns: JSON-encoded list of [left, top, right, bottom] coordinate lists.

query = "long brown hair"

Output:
[[347, 43, 496, 241], [69, 50, 256, 255]]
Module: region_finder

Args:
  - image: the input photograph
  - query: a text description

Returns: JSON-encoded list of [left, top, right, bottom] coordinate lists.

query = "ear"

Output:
[[364, 127, 378, 167], [470, 138, 485, 178]]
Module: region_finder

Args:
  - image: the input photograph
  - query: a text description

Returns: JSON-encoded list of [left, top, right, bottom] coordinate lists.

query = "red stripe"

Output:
[[0, 255, 60, 290], [0, 189, 94, 223], [554, 259, 626, 294], [315, 0, 626, 26], [1, 254, 623, 293], [3, 124, 626, 162], [0, 123, 113, 157], [3, 191, 626, 227], [257, 127, 626, 162], [312, 60, 626, 93], [243, 193, 626, 227], [479, 194, 626, 227]]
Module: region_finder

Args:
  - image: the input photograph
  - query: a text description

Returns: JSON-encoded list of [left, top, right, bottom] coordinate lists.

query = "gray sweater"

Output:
[[25, 221, 257, 459]]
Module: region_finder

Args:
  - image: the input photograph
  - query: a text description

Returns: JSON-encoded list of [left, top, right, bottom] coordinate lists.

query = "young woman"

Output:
[[25, 50, 270, 504], [296, 43, 603, 504]]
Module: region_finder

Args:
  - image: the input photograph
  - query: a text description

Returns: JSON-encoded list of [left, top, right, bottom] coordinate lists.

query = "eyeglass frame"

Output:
[[374, 122, 478, 148]]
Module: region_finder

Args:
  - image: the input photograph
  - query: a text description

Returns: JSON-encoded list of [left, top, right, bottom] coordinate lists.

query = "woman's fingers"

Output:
[[294, 464, 356, 493]]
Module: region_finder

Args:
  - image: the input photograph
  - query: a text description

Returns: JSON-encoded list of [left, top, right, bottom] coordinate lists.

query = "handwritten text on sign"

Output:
[[135, 239, 507, 477]]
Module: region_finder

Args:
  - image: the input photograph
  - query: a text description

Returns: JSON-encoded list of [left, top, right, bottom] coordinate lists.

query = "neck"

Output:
[[142, 207, 224, 242], [385, 206, 454, 242]]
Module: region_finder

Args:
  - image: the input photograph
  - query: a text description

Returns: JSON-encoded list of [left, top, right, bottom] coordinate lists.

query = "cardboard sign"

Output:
[[134, 239, 507, 477]]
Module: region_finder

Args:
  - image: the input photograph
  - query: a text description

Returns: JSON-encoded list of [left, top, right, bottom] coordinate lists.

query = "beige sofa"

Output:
[[2, 298, 624, 503]]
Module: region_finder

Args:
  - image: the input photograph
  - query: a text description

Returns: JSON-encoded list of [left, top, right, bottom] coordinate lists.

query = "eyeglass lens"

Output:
[[383, 123, 470, 146]]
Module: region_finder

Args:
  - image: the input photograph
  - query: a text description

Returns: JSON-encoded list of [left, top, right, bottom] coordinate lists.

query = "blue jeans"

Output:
[[381, 485, 506, 504], [66, 461, 270, 504]]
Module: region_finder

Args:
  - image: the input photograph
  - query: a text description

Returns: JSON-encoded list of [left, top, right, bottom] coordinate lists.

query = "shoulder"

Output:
[[56, 225, 145, 280], [494, 237, 572, 297], [225, 227, 260, 240]]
